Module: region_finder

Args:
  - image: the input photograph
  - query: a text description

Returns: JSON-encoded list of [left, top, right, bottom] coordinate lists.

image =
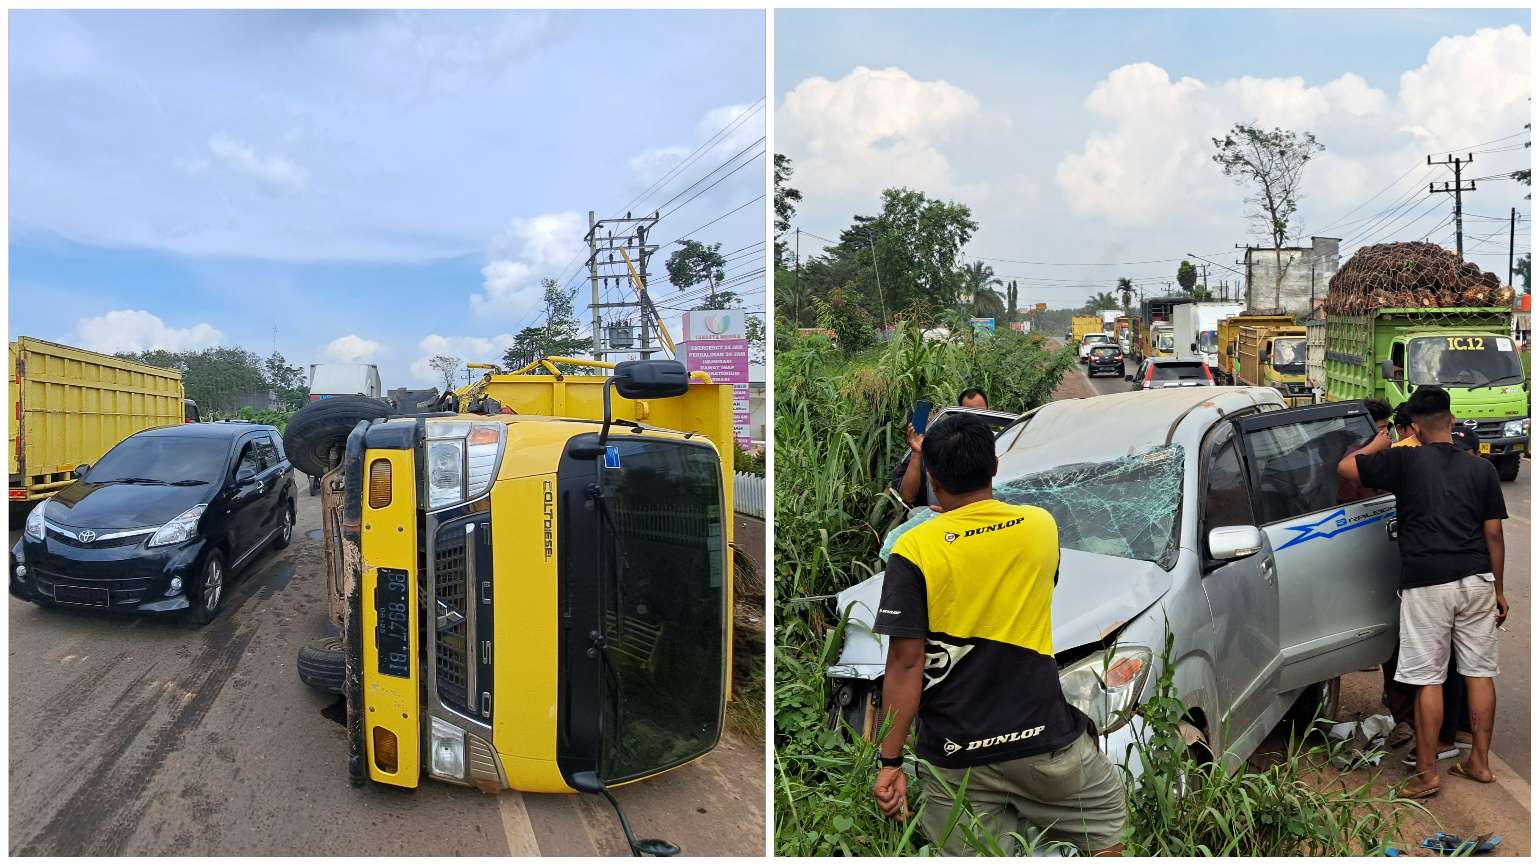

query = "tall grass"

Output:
[[773, 324, 1420, 856]]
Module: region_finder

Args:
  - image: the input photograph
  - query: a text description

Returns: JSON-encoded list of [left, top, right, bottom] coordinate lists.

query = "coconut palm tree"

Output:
[[963, 260, 1005, 319], [1086, 291, 1119, 312], [1117, 277, 1134, 310]]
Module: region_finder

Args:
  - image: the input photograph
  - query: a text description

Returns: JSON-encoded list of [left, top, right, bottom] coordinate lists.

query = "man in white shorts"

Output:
[[1337, 386, 1508, 799]]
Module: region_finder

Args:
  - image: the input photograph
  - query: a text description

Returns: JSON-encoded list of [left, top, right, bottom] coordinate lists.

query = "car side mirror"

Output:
[[613, 360, 689, 399], [1208, 525, 1263, 561], [235, 466, 257, 486], [71, 463, 91, 479]]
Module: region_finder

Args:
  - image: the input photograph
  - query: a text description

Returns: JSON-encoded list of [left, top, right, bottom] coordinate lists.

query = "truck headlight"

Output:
[[1503, 419, 1529, 438], [425, 421, 507, 510], [429, 717, 467, 781], [148, 504, 206, 547], [24, 501, 46, 542], [1058, 645, 1153, 735]]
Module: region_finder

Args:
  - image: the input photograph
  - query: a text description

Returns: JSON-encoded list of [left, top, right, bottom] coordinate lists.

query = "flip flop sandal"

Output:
[[1397, 782, 1441, 800], [1449, 762, 1497, 783]]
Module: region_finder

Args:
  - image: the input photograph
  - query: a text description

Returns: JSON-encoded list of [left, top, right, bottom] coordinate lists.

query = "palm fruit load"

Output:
[[1324, 241, 1515, 315]]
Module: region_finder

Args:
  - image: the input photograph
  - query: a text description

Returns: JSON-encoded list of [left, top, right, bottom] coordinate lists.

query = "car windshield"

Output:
[[996, 444, 1184, 566], [1151, 362, 1206, 381], [1270, 337, 1306, 374], [1408, 335, 1524, 387], [86, 436, 228, 484], [1197, 329, 1219, 354]]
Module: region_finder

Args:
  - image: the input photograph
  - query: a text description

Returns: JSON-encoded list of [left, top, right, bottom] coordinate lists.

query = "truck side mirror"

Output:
[[1190, 342, 1198, 352], [613, 360, 689, 399], [1380, 359, 1397, 381]]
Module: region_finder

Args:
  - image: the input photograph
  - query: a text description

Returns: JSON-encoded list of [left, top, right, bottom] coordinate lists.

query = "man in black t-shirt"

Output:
[[1338, 386, 1508, 798], [871, 413, 1125, 855], [891, 388, 988, 508]]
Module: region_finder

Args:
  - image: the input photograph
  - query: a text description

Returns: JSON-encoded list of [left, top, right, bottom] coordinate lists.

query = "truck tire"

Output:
[[1496, 454, 1521, 482], [284, 396, 396, 477], [298, 634, 346, 694]]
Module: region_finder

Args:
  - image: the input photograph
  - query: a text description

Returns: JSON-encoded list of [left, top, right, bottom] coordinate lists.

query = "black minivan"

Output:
[[10, 423, 296, 626]]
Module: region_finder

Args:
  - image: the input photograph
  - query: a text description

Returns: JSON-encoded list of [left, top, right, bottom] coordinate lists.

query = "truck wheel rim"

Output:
[[205, 560, 223, 611]]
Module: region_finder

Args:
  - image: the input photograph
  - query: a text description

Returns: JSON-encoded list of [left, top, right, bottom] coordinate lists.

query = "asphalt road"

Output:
[[8, 473, 765, 856]]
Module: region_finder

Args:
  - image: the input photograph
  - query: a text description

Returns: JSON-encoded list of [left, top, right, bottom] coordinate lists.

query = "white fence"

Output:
[[734, 472, 765, 519]]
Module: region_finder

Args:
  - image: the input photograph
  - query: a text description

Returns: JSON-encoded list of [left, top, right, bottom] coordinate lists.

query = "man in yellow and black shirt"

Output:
[[871, 412, 1126, 855]]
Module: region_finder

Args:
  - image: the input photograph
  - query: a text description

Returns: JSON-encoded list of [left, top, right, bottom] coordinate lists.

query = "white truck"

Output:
[[1175, 301, 1243, 367], [307, 363, 382, 401], [1100, 309, 1122, 334]]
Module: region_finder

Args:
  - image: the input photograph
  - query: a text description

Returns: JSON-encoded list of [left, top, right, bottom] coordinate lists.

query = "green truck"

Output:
[[1324, 306, 1528, 480]]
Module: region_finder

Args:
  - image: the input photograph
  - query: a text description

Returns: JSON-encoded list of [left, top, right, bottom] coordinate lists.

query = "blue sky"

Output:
[[9, 10, 766, 387], [776, 9, 1531, 306]]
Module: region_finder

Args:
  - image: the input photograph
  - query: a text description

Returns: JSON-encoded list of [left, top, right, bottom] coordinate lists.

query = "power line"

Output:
[[667, 194, 765, 246], [651, 139, 766, 218]]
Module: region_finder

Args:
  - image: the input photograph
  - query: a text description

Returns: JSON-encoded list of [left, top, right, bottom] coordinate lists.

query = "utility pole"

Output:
[[1508, 206, 1520, 287], [1429, 153, 1477, 257], [585, 212, 662, 360], [867, 231, 888, 333], [637, 220, 652, 358], [588, 210, 601, 359], [794, 227, 801, 326]]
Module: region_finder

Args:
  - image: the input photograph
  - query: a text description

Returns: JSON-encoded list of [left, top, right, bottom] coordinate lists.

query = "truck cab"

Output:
[[290, 359, 734, 796], [1381, 330, 1528, 477]]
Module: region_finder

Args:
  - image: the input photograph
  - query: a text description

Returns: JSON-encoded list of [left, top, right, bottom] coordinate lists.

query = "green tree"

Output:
[[1177, 260, 1198, 294], [692, 289, 743, 310], [263, 351, 307, 409], [745, 314, 766, 365], [667, 240, 727, 299], [963, 260, 1005, 319], [502, 278, 595, 370], [1117, 277, 1134, 310], [774, 154, 803, 270], [428, 354, 461, 391], [1085, 291, 1120, 312], [1005, 280, 1019, 324], [1212, 123, 1324, 309]]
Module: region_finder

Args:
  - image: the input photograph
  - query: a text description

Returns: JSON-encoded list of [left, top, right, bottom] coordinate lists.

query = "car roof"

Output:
[[1148, 357, 1204, 365], [137, 422, 275, 439], [998, 386, 1279, 472]]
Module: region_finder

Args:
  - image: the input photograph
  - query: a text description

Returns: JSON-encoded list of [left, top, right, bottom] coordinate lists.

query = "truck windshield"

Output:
[[1197, 330, 1218, 354], [1156, 332, 1175, 351], [1271, 338, 1306, 374], [1408, 336, 1524, 387], [995, 444, 1184, 567], [87, 436, 228, 484], [595, 439, 725, 782]]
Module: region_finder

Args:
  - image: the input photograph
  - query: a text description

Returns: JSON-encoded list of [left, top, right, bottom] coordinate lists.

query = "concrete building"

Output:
[[1243, 236, 1341, 318]]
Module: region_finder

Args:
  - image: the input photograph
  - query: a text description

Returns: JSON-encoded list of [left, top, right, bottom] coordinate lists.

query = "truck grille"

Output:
[[1465, 418, 1507, 438], [434, 529, 470, 715]]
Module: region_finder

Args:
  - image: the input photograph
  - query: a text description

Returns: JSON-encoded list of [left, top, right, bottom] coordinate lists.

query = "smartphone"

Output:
[[911, 400, 934, 435]]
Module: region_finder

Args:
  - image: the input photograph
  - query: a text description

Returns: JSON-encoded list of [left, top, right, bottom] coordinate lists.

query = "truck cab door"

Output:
[[1384, 340, 1411, 405], [1197, 419, 1280, 748], [1235, 402, 1399, 694]]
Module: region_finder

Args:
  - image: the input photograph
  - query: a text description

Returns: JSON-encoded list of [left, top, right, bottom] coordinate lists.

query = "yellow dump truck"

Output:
[[1216, 314, 1294, 385], [1071, 315, 1102, 343], [1238, 323, 1310, 406], [286, 356, 733, 854], [9, 337, 187, 505]]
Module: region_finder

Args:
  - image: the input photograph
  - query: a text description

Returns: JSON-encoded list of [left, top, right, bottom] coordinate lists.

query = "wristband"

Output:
[[879, 753, 903, 768]]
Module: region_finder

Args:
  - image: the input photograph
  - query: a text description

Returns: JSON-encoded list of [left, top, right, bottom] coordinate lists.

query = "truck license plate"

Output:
[[375, 567, 411, 678]]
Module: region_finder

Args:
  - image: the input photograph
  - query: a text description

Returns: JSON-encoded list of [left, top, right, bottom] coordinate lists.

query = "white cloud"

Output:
[[777, 66, 981, 203], [1399, 25, 1530, 148], [75, 309, 223, 353], [323, 334, 381, 363], [206, 134, 307, 192], [409, 332, 516, 384], [472, 211, 583, 319]]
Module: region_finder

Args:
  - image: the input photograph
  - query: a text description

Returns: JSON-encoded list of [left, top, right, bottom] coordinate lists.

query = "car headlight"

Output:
[[24, 500, 46, 542], [429, 717, 466, 781], [148, 504, 206, 548], [1503, 418, 1529, 438], [425, 420, 506, 510], [1058, 645, 1153, 735]]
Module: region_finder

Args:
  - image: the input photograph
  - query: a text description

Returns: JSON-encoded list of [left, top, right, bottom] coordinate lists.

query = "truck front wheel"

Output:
[[1495, 454, 1521, 482]]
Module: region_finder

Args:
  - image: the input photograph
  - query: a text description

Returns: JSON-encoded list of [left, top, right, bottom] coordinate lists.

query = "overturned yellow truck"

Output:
[[285, 357, 732, 849]]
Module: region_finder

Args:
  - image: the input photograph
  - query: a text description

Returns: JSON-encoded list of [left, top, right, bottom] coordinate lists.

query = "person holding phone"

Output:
[[892, 389, 988, 508]]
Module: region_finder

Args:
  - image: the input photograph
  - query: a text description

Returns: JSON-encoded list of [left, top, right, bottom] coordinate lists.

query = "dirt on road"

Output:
[[8, 474, 766, 856]]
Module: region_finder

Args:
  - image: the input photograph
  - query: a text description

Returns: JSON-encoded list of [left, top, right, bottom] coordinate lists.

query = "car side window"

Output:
[[235, 441, 262, 478], [1201, 423, 1254, 533], [254, 435, 279, 470], [1243, 413, 1376, 525]]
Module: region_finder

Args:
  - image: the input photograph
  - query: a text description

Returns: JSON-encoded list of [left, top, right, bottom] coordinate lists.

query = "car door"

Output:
[[1197, 418, 1281, 743], [1235, 402, 1400, 693], [252, 433, 286, 539], [226, 436, 266, 561]]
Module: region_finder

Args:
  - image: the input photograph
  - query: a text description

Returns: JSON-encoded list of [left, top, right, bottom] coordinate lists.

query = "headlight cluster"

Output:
[[1503, 418, 1529, 438], [425, 420, 507, 510], [1058, 645, 1153, 735], [24, 501, 46, 542], [149, 504, 206, 548]]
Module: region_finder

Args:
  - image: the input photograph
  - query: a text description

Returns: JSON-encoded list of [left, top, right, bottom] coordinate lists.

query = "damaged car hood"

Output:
[[829, 548, 1171, 677]]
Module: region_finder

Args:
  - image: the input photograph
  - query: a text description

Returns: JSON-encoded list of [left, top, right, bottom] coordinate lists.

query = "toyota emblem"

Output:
[[78, 530, 97, 543]]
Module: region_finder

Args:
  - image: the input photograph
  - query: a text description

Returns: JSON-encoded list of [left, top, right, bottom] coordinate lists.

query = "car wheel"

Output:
[[297, 634, 346, 694], [271, 501, 294, 551], [1495, 454, 1521, 482], [1284, 676, 1342, 735], [283, 395, 397, 478], [184, 551, 227, 627]]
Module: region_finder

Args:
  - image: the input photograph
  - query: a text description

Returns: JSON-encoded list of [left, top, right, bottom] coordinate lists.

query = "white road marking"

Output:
[[497, 791, 541, 856], [1485, 748, 1531, 811]]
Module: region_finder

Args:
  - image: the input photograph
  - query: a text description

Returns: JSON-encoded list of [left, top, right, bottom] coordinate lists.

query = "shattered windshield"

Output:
[[994, 445, 1185, 567]]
